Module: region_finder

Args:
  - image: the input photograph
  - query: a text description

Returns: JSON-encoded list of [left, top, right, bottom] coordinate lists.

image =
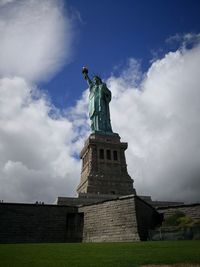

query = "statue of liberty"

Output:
[[82, 67, 113, 134]]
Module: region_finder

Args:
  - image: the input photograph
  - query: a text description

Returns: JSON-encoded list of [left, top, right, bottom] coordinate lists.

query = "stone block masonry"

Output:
[[0, 203, 83, 243], [157, 203, 200, 220], [0, 195, 162, 243], [135, 196, 163, 240], [79, 195, 161, 242], [77, 133, 136, 196]]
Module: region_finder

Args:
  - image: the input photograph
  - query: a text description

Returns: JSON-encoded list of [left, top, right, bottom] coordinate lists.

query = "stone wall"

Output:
[[157, 203, 200, 220], [0, 196, 163, 244], [79, 196, 140, 242], [135, 197, 163, 241], [56, 194, 119, 206], [0, 203, 83, 243], [79, 195, 161, 242]]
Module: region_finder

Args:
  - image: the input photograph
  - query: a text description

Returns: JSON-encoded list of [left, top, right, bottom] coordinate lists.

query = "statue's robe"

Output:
[[89, 83, 112, 133]]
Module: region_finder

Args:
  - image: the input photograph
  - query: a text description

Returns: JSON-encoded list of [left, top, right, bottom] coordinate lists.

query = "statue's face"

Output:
[[93, 76, 101, 85]]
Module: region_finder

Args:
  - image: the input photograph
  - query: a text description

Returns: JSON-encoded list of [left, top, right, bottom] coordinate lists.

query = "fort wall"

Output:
[[0, 203, 83, 243], [135, 196, 163, 240], [0, 196, 163, 244], [157, 203, 200, 220], [79, 195, 160, 242]]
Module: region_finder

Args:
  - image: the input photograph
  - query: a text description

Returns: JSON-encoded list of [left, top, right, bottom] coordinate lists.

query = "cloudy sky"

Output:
[[0, 0, 200, 203]]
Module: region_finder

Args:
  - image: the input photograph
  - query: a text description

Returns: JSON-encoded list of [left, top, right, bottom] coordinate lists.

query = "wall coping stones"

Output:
[[157, 202, 200, 210], [0, 202, 76, 208]]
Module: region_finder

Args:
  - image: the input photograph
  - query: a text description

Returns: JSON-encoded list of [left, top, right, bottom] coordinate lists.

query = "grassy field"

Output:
[[0, 241, 199, 267]]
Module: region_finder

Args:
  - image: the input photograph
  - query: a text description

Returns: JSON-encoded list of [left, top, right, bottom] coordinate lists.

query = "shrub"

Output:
[[163, 211, 185, 227], [178, 216, 194, 228], [162, 211, 200, 228]]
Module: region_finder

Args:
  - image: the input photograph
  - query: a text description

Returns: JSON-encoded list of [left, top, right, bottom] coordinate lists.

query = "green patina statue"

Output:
[[82, 67, 113, 134]]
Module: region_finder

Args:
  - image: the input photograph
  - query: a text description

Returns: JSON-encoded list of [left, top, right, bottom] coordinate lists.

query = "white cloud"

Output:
[[0, 0, 14, 6], [0, 0, 72, 82], [107, 43, 200, 203], [0, 0, 83, 203], [166, 33, 200, 49], [0, 76, 84, 203]]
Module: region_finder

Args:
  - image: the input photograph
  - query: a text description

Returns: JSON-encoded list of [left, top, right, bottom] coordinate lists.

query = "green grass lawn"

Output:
[[0, 241, 199, 267]]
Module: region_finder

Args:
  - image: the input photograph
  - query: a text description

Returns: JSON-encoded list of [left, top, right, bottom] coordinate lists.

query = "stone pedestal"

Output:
[[77, 133, 136, 197]]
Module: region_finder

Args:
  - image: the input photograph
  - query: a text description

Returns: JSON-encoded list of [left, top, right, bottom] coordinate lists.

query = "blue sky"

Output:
[[1, 0, 200, 203], [43, 0, 200, 109]]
